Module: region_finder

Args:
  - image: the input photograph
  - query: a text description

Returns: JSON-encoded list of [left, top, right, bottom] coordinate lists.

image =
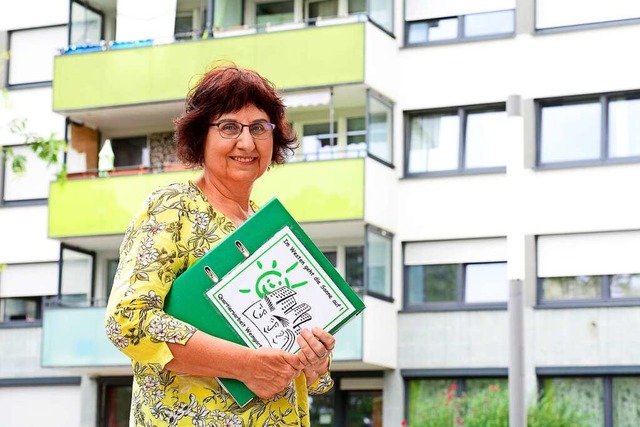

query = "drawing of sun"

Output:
[[240, 259, 308, 298]]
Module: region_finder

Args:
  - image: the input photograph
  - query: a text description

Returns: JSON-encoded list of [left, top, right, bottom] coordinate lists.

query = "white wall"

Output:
[[0, 206, 59, 263], [398, 311, 509, 367], [0, 0, 67, 30], [0, 383, 81, 427], [364, 157, 397, 232]]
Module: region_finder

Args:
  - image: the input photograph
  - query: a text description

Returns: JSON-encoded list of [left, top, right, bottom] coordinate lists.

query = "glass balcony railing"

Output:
[[42, 304, 129, 368]]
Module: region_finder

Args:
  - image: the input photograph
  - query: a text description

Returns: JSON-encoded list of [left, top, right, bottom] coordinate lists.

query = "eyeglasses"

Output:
[[209, 120, 276, 139]]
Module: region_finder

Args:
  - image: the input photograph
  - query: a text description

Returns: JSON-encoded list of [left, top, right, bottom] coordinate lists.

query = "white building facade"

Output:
[[0, 0, 639, 426]]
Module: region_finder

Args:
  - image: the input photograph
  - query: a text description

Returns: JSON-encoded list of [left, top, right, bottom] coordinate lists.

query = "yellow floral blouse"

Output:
[[105, 180, 333, 427]]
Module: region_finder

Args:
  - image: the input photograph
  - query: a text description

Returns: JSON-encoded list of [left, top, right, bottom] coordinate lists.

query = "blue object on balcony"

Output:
[[62, 43, 105, 54], [109, 39, 153, 50]]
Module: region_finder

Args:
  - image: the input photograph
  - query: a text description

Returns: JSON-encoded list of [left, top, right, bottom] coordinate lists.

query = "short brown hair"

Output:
[[174, 65, 296, 166]]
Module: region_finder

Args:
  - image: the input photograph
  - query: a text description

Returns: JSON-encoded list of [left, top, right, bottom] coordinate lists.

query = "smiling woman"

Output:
[[104, 65, 336, 427]]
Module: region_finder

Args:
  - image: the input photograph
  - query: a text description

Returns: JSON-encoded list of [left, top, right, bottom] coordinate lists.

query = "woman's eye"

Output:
[[250, 124, 266, 133], [221, 123, 239, 132]]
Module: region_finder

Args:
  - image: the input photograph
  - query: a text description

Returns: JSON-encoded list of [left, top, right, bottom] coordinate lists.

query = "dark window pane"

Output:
[[542, 276, 601, 300], [104, 384, 132, 427], [346, 246, 364, 290], [464, 10, 515, 37], [425, 264, 457, 303], [608, 98, 640, 158], [256, 1, 294, 25], [540, 102, 601, 164], [465, 262, 508, 303], [303, 122, 338, 147], [111, 137, 148, 168], [309, 387, 335, 425], [610, 274, 640, 298], [345, 390, 383, 427], [322, 251, 337, 267], [349, 0, 366, 14], [366, 230, 392, 297]]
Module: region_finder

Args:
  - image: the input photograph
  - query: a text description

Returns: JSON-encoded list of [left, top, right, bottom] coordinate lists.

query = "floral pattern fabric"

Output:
[[105, 181, 333, 427]]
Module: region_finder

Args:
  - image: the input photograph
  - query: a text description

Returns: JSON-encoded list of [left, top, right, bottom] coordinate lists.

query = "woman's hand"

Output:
[[296, 327, 335, 384], [240, 347, 305, 400]]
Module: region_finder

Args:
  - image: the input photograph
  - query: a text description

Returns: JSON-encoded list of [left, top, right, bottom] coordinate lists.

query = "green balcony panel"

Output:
[[53, 24, 365, 112], [42, 306, 129, 367], [49, 159, 364, 238]]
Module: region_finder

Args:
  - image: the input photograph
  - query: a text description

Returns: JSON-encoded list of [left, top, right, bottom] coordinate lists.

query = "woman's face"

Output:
[[203, 104, 274, 187]]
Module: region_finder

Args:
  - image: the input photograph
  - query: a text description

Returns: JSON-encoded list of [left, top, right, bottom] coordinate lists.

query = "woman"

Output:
[[105, 65, 335, 426]]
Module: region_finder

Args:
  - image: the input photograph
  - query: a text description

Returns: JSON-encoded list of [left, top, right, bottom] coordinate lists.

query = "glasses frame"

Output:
[[208, 120, 276, 140]]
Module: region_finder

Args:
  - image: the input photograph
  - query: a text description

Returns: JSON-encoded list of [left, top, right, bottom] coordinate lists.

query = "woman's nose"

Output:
[[236, 127, 256, 150]]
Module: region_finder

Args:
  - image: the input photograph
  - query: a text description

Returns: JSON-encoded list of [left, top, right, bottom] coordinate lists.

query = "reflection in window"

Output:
[[542, 377, 603, 427], [367, 94, 393, 164], [369, 0, 393, 33], [613, 377, 640, 426], [407, 377, 507, 426], [309, 387, 335, 425], [349, 0, 366, 14], [345, 390, 383, 427], [406, 262, 508, 307], [406, 10, 514, 46], [71, 1, 102, 45], [407, 106, 507, 175], [256, 1, 294, 26], [541, 273, 640, 302], [8, 25, 67, 85], [540, 102, 601, 164], [366, 227, 392, 298], [610, 274, 640, 298], [307, 0, 338, 22]]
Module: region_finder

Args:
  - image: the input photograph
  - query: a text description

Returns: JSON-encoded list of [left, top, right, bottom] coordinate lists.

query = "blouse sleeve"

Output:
[[104, 187, 196, 368], [307, 354, 335, 395]]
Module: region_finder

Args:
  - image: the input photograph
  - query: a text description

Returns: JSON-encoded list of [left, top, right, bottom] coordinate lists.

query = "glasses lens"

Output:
[[219, 122, 242, 137], [249, 123, 268, 138]]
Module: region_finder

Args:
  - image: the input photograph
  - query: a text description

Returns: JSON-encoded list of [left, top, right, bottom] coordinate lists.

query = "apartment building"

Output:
[[0, 0, 639, 426]]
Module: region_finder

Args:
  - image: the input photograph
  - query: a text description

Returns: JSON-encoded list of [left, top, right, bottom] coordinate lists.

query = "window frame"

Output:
[[536, 90, 640, 168], [404, 102, 507, 178], [366, 89, 395, 168], [57, 243, 97, 306], [404, 9, 515, 47], [403, 261, 508, 311], [6, 24, 68, 89], [536, 366, 640, 427]]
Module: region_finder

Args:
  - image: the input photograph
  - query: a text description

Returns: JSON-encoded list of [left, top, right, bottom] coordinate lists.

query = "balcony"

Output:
[[48, 158, 365, 241], [41, 295, 394, 371], [42, 305, 130, 370], [53, 21, 366, 113]]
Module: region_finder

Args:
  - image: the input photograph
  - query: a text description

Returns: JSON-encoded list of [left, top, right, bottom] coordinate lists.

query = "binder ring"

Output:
[[203, 265, 219, 283], [235, 240, 250, 258]]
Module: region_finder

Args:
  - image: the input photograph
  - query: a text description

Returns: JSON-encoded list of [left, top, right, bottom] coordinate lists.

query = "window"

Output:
[[7, 25, 67, 86], [536, 0, 640, 30], [98, 377, 133, 427], [70, 1, 103, 46], [539, 373, 640, 427], [406, 10, 514, 45], [305, 0, 338, 22], [0, 262, 58, 324], [406, 373, 508, 426], [368, 92, 393, 165], [110, 136, 149, 169], [256, 1, 294, 26], [2, 144, 61, 202], [59, 245, 94, 306], [366, 227, 392, 299], [105, 259, 119, 302], [538, 93, 640, 166], [537, 231, 640, 304], [349, 0, 366, 14], [300, 122, 338, 161], [406, 105, 507, 175], [404, 238, 507, 309], [406, 262, 508, 307], [369, 0, 394, 33], [346, 246, 364, 291]]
